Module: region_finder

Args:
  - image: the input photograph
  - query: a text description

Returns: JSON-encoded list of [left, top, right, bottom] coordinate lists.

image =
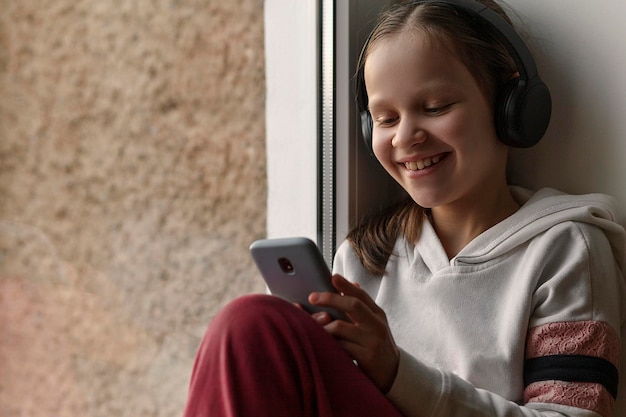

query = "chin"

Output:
[[407, 185, 460, 209], [407, 193, 438, 210]]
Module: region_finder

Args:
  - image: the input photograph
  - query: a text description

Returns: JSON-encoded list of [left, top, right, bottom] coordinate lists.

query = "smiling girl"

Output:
[[182, 1, 626, 416]]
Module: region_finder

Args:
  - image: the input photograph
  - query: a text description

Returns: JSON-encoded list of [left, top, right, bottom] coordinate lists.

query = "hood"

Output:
[[453, 187, 626, 271]]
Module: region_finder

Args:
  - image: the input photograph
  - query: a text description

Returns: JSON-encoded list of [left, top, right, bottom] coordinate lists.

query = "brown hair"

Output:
[[348, 0, 518, 276]]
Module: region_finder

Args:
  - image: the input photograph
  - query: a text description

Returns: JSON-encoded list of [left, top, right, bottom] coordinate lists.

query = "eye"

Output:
[[424, 103, 453, 115], [373, 114, 399, 127]]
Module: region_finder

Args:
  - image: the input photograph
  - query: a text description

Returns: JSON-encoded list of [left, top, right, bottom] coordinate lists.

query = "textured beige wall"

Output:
[[0, 1, 266, 416]]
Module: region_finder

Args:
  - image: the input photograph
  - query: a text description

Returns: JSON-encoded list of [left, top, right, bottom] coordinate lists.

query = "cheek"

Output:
[[444, 111, 498, 154], [371, 131, 392, 163]]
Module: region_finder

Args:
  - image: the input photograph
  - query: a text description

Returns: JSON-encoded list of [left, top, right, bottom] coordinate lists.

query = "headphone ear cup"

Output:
[[496, 77, 552, 148], [495, 78, 516, 146], [360, 110, 374, 155]]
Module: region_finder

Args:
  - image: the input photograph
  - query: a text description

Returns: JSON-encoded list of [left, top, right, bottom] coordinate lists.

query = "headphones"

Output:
[[356, 0, 552, 152]]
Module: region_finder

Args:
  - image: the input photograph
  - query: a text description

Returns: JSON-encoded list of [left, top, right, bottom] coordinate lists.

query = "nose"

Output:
[[391, 118, 427, 148]]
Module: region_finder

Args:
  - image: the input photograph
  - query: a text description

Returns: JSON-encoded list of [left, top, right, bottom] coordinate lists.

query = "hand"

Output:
[[309, 274, 400, 393]]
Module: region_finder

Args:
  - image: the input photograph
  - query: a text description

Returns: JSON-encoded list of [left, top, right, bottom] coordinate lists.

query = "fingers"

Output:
[[308, 291, 363, 324], [308, 275, 387, 341], [311, 311, 333, 326], [309, 274, 382, 321], [330, 274, 361, 295], [310, 281, 399, 393]]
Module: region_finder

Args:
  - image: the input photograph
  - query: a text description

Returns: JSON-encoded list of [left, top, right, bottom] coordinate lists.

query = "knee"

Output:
[[223, 293, 292, 316], [211, 294, 302, 331], [196, 294, 309, 356]]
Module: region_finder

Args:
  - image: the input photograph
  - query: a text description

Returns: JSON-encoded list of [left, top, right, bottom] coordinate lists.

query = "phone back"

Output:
[[250, 237, 341, 317]]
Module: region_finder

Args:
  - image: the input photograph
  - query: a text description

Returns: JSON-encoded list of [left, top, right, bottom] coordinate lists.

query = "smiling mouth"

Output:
[[404, 154, 444, 171]]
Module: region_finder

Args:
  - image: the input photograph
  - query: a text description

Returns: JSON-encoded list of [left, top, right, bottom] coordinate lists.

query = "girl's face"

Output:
[[364, 31, 510, 211]]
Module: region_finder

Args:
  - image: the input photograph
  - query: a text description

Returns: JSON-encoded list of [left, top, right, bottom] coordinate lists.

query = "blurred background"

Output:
[[0, 0, 266, 415]]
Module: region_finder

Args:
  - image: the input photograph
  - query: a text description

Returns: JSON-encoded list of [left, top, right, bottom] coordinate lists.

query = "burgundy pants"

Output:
[[182, 294, 403, 417]]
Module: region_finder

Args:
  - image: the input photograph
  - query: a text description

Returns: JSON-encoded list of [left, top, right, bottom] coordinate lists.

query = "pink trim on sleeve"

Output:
[[525, 381, 614, 417], [524, 321, 621, 417], [526, 321, 620, 367]]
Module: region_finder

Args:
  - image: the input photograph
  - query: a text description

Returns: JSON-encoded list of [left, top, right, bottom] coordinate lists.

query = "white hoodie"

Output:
[[333, 187, 626, 417]]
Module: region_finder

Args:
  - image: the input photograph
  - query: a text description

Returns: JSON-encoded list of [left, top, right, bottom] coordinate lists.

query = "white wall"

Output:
[[506, 0, 626, 226], [264, 0, 319, 241]]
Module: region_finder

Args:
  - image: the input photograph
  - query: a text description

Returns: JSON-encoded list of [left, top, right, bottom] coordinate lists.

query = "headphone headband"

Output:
[[421, 0, 538, 79], [357, 0, 551, 150]]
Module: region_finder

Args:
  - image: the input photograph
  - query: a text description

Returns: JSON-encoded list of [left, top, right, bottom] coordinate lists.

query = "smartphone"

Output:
[[249, 237, 347, 321]]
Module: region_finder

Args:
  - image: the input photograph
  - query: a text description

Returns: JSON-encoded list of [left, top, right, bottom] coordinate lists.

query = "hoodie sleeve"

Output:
[[523, 221, 625, 417]]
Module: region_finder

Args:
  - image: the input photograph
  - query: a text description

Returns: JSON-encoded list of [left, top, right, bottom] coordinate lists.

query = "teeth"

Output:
[[405, 155, 441, 171]]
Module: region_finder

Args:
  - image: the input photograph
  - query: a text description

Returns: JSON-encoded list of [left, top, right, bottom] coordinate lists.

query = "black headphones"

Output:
[[356, 0, 552, 152]]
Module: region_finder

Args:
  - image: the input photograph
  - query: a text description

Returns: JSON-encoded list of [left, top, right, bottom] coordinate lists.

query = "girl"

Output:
[[182, 1, 626, 416]]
